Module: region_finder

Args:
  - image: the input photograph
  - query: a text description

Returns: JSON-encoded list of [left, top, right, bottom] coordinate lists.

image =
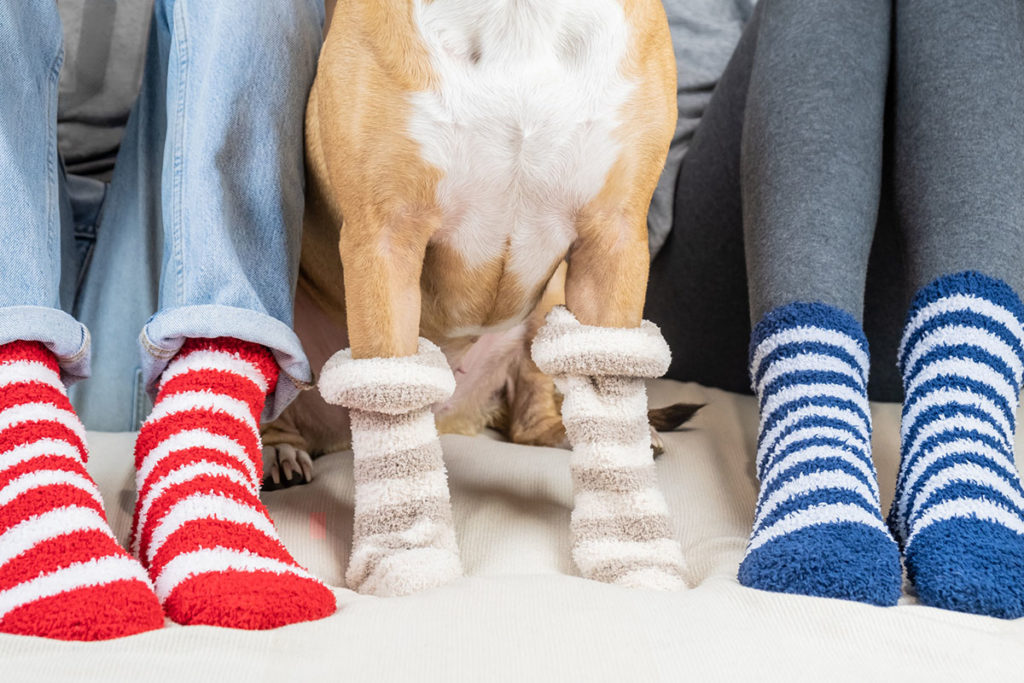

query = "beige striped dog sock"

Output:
[[532, 306, 687, 591], [319, 339, 462, 596]]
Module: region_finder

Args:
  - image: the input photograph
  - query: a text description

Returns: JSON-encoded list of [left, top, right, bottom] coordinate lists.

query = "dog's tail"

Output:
[[648, 402, 703, 431]]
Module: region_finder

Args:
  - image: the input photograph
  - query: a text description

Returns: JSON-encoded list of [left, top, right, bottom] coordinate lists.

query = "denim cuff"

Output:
[[140, 304, 313, 423], [0, 305, 91, 384]]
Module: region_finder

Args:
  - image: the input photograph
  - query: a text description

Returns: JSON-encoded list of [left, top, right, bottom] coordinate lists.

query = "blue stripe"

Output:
[[905, 401, 1007, 454], [900, 450, 1021, 530], [750, 302, 867, 369], [899, 310, 1024, 375], [759, 396, 870, 452], [759, 414, 867, 469], [754, 487, 880, 535], [753, 340, 864, 389], [909, 480, 1024, 528], [757, 457, 875, 516], [759, 370, 863, 412], [903, 378, 1015, 438], [904, 344, 1019, 396], [904, 271, 1024, 329], [760, 435, 872, 482]]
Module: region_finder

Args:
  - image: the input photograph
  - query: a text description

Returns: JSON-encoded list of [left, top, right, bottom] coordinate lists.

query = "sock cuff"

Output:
[[318, 338, 456, 414], [748, 302, 869, 390], [899, 271, 1024, 376], [163, 337, 279, 395], [0, 341, 60, 373], [530, 306, 671, 379]]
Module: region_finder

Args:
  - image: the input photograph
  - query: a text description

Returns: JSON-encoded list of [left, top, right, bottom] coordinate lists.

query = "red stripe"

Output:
[[0, 489, 106, 535], [148, 517, 298, 577], [0, 383, 73, 416], [0, 342, 60, 373], [136, 447, 256, 510], [171, 338, 279, 393], [134, 411, 260, 472], [135, 477, 270, 563], [0, 528, 125, 592], [0, 454, 92, 492], [0, 422, 87, 465], [157, 369, 266, 418], [0, 580, 164, 640]]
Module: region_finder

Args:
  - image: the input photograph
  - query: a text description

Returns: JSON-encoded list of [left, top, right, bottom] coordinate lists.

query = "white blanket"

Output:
[[3, 380, 1022, 682]]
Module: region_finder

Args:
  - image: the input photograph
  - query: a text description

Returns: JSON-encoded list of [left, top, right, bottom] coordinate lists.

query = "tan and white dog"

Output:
[[263, 0, 692, 596]]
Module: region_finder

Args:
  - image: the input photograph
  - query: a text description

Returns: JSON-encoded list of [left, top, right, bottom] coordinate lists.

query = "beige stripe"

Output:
[[353, 498, 452, 538], [563, 415, 650, 445], [572, 515, 674, 544], [350, 409, 433, 433], [587, 558, 685, 585], [572, 465, 657, 493], [354, 442, 445, 482]]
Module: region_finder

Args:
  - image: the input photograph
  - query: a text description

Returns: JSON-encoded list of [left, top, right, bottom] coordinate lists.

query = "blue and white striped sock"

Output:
[[891, 271, 1024, 618], [738, 302, 902, 605]]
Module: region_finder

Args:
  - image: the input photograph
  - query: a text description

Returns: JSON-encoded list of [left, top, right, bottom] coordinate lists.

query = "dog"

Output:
[[262, 0, 695, 489]]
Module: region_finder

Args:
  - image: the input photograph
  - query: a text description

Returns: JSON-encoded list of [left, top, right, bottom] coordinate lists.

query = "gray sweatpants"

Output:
[[646, 0, 1024, 401]]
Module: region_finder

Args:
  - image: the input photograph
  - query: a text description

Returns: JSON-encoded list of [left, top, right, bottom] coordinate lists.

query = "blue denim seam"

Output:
[[46, 42, 64, 309], [170, 0, 189, 309]]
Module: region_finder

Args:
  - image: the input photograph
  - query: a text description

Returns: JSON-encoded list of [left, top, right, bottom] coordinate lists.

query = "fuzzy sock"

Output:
[[319, 339, 462, 596], [891, 271, 1024, 618], [0, 341, 163, 640], [132, 337, 335, 628], [738, 303, 902, 605], [532, 307, 686, 590]]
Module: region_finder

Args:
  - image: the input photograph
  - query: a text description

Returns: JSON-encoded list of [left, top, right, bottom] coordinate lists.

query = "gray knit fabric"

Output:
[[648, 0, 757, 257]]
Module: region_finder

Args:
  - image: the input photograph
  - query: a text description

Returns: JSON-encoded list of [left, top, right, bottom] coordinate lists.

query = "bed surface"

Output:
[[3, 380, 1023, 682]]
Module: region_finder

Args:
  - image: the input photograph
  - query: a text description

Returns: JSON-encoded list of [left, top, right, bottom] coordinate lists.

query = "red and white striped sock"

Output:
[[132, 337, 335, 629], [0, 341, 164, 640]]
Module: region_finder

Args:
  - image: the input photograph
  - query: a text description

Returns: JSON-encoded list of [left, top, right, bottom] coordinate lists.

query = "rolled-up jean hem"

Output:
[[140, 304, 313, 423], [0, 305, 91, 383]]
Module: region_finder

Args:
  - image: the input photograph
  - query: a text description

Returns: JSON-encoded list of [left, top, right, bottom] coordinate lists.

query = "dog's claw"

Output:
[[262, 444, 314, 491], [650, 426, 666, 458]]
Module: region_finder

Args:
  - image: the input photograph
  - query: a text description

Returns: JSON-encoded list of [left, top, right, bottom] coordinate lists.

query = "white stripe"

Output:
[[901, 325, 1023, 383], [755, 353, 864, 396], [144, 391, 259, 440], [907, 356, 1017, 411], [759, 425, 867, 477], [570, 441, 659, 470], [0, 403, 86, 447], [531, 320, 669, 376], [0, 506, 116, 568], [134, 462, 253, 551], [349, 520, 459, 568], [746, 503, 889, 554], [910, 462, 1024, 525], [0, 556, 151, 620], [760, 445, 879, 500], [351, 470, 450, 512], [907, 498, 1024, 545], [901, 388, 1011, 447], [558, 382, 648, 423], [904, 415, 1007, 468], [573, 488, 671, 520], [144, 493, 279, 564], [759, 383, 866, 431], [899, 295, 1024, 364], [351, 409, 440, 457], [153, 548, 313, 601], [0, 439, 83, 477], [135, 430, 256, 496], [757, 404, 870, 469], [572, 538, 684, 570], [158, 350, 268, 394], [753, 471, 878, 534], [896, 436, 1018, 531], [321, 361, 456, 410], [0, 361, 64, 392], [0, 470, 102, 509], [751, 327, 869, 386]]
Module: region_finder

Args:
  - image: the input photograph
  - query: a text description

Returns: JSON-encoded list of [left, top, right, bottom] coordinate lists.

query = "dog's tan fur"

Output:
[[263, 0, 680, 479]]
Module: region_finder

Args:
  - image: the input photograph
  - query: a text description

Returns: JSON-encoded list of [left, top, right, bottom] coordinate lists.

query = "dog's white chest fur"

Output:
[[409, 0, 633, 303]]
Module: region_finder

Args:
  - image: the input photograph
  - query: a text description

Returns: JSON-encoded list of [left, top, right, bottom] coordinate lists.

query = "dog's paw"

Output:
[[262, 444, 314, 491]]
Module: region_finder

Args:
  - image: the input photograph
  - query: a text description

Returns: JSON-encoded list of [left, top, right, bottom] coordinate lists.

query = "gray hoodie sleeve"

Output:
[[648, 0, 756, 258]]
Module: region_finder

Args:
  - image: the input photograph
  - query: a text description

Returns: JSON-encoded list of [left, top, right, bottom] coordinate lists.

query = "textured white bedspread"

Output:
[[3, 380, 1023, 682]]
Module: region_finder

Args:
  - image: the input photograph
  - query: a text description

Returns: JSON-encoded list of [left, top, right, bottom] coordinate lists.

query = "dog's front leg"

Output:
[[318, 213, 463, 597], [532, 202, 687, 591]]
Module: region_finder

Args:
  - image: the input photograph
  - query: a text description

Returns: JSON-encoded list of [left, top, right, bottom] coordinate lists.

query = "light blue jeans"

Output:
[[0, 0, 324, 430]]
